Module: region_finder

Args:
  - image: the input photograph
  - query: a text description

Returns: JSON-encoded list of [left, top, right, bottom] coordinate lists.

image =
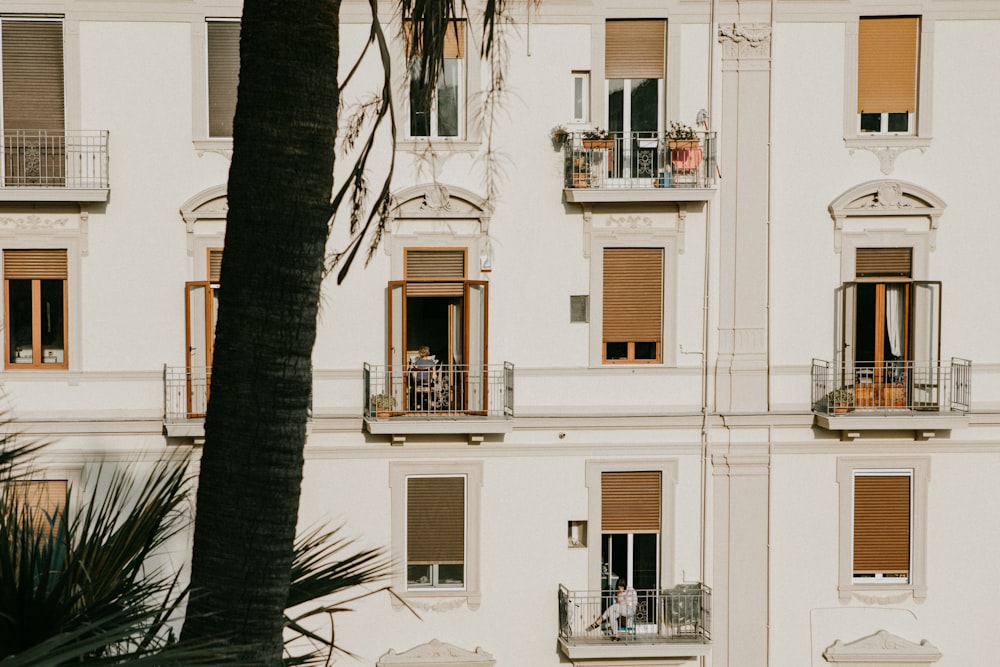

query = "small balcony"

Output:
[[0, 130, 110, 202], [163, 365, 210, 437], [363, 362, 514, 436], [811, 359, 971, 435], [558, 584, 711, 663], [562, 130, 717, 204]]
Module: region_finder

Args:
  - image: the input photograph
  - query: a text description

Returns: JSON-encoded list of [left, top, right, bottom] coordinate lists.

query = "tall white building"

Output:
[[2, 1, 998, 665]]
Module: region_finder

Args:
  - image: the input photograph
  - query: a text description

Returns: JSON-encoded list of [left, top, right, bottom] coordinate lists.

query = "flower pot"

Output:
[[668, 138, 700, 150], [572, 174, 589, 188]]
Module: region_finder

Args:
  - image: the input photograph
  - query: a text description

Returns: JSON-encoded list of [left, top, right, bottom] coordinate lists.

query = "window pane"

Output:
[[574, 77, 584, 119], [606, 342, 628, 360], [436, 59, 460, 137], [630, 78, 658, 133], [859, 113, 881, 132], [407, 564, 432, 586], [887, 112, 909, 132], [7, 279, 32, 364], [438, 563, 464, 585], [409, 59, 430, 136], [607, 79, 624, 133], [634, 342, 657, 360], [40, 279, 64, 363]]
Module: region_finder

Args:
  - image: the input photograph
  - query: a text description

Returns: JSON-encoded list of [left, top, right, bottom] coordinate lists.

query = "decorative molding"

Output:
[[179, 184, 229, 256], [0, 215, 70, 231], [605, 214, 652, 229], [391, 184, 489, 221], [402, 596, 468, 612], [828, 180, 946, 252], [377, 639, 495, 666], [845, 140, 929, 176], [719, 23, 772, 60], [824, 630, 941, 665], [851, 589, 912, 605]]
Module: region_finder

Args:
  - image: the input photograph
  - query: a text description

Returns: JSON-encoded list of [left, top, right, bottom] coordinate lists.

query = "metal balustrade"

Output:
[[164, 365, 211, 421], [364, 362, 514, 419], [558, 584, 711, 645], [811, 358, 971, 416], [2, 130, 109, 189], [564, 131, 717, 190]]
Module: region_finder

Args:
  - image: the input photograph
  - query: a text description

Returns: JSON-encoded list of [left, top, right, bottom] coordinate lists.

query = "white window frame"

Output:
[[191, 18, 240, 154], [572, 70, 591, 123], [408, 56, 465, 140], [390, 461, 482, 608], [837, 456, 929, 601], [404, 473, 467, 591]]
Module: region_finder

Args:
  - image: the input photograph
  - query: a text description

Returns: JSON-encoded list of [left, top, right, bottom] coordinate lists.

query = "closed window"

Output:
[[406, 475, 465, 589], [1, 17, 65, 186], [407, 20, 465, 138], [858, 17, 918, 135], [837, 457, 928, 600], [5, 479, 67, 534], [603, 248, 663, 363], [4, 249, 68, 369], [207, 20, 240, 138]]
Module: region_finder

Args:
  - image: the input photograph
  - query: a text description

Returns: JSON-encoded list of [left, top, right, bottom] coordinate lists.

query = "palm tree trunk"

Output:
[[180, 1, 341, 663]]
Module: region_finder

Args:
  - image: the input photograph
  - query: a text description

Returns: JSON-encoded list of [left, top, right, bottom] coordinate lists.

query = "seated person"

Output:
[[586, 579, 637, 635], [408, 346, 437, 410]]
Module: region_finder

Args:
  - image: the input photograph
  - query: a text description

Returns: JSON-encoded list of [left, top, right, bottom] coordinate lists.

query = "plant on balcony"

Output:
[[667, 121, 699, 149], [826, 388, 854, 414], [550, 124, 569, 144], [370, 392, 396, 417], [581, 127, 614, 151]]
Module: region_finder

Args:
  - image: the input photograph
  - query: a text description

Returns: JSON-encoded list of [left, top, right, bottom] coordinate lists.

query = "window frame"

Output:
[[191, 18, 240, 153], [3, 249, 69, 370], [596, 245, 669, 366], [390, 461, 482, 608], [837, 456, 929, 601]]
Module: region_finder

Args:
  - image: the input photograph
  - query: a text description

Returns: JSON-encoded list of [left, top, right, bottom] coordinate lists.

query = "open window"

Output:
[[838, 248, 941, 409], [388, 248, 488, 413]]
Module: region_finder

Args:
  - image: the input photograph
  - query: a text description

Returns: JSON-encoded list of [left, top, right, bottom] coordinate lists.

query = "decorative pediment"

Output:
[[828, 180, 946, 251], [180, 184, 229, 225], [824, 630, 941, 665], [377, 639, 495, 667], [391, 184, 489, 222]]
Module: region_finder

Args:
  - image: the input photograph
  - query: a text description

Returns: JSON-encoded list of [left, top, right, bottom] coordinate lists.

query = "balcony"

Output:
[[0, 130, 110, 202], [811, 359, 971, 435], [558, 584, 711, 663], [163, 365, 210, 437], [563, 130, 717, 204], [363, 362, 514, 437]]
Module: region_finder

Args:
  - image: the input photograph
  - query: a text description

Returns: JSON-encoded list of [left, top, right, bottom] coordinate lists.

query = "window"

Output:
[[4, 249, 67, 369], [390, 461, 482, 606], [406, 475, 465, 588], [206, 20, 240, 138], [606, 20, 665, 179], [603, 248, 663, 363], [1, 17, 65, 186], [5, 479, 67, 534], [407, 20, 465, 138], [572, 71, 590, 123], [837, 457, 928, 600], [857, 17, 918, 135]]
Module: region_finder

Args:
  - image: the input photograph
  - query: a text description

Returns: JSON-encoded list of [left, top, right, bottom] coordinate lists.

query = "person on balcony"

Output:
[[586, 578, 637, 633], [408, 346, 437, 410]]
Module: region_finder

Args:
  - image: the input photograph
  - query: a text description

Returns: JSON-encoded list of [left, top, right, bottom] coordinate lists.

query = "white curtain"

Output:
[[885, 285, 905, 358]]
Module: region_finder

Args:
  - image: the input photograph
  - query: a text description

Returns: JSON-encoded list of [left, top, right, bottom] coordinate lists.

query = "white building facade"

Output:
[[2, 0, 999, 665]]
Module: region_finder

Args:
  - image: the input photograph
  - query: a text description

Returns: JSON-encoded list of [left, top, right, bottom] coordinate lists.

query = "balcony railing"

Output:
[[164, 365, 211, 422], [364, 362, 514, 419], [558, 584, 711, 647], [2, 130, 109, 189], [564, 130, 717, 190], [811, 358, 971, 416]]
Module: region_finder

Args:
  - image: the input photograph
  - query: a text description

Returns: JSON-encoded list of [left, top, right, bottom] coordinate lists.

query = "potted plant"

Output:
[[581, 127, 614, 150], [826, 388, 854, 414], [370, 392, 396, 418], [550, 124, 569, 144], [667, 121, 699, 149]]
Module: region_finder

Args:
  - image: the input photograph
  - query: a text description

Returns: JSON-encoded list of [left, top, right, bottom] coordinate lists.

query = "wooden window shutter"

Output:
[[405, 20, 466, 59], [606, 20, 665, 79], [854, 474, 910, 575], [208, 249, 223, 284], [7, 479, 68, 533], [855, 247, 912, 277], [405, 248, 466, 296], [4, 249, 68, 280], [602, 471, 661, 533], [1, 19, 65, 131], [407, 476, 465, 564], [603, 248, 663, 343], [858, 17, 919, 113], [207, 20, 241, 137]]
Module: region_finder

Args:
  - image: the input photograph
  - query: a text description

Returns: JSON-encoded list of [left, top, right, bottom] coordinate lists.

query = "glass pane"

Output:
[[634, 342, 657, 360], [630, 78, 658, 133], [407, 564, 433, 586], [606, 342, 628, 360], [409, 59, 430, 136], [859, 113, 881, 132], [7, 279, 32, 364], [887, 112, 909, 132], [39, 279, 64, 364], [607, 79, 624, 133], [574, 77, 584, 119], [438, 563, 464, 585], [436, 59, 460, 137]]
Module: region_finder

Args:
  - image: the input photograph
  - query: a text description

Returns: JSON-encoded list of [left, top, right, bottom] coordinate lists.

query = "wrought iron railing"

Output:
[[364, 362, 514, 419], [164, 365, 211, 421], [559, 584, 711, 643], [2, 130, 109, 189], [564, 130, 717, 190], [811, 358, 971, 415]]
